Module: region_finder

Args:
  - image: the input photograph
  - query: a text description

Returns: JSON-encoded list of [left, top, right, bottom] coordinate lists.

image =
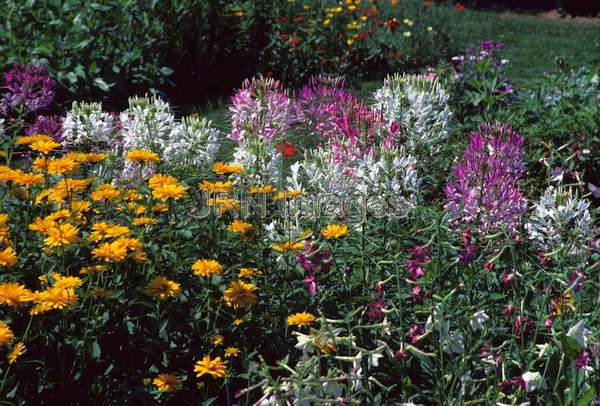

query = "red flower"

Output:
[[275, 142, 296, 158], [293, 15, 305, 23], [279, 33, 289, 41], [355, 32, 368, 41], [279, 16, 286, 23], [455, 3, 465, 11], [289, 37, 301, 46]]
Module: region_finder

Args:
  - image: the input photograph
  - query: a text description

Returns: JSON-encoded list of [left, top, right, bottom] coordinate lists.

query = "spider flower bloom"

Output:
[[194, 355, 227, 379], [25, 115, 63, 141], [1, 63, 55, 114], [228, 77, 293, 143], [445, 124, 527, 235]]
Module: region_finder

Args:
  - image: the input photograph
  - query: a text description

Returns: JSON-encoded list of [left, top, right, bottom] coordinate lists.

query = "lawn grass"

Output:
[[197, 6, 600, 129], [444, 8, 600, 82]]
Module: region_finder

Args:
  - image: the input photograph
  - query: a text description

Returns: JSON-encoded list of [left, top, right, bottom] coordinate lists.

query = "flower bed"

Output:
[[0, 46, 598, 404]]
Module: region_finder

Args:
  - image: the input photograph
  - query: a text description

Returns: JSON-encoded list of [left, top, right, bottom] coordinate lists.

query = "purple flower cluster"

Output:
[[445, 123, 528, 235], [25, 115, 63, 141], [1, 63, 55, 114], [406, 244, 429, 280], [228, 77, 293, 143], [294, 240, 333, 295], [368, 281, 385, 320], [295, 76, 398, 164], [450, 40, 513, 95]]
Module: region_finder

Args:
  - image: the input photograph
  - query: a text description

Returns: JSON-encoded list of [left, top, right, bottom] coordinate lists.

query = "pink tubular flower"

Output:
[[408, 324, 424, 344], [406, 244, 430, 280], [368, 281, 385, 320], [410, 285, 424, 304], [515, 315, 532, 337], [294, 240, 333, 296]]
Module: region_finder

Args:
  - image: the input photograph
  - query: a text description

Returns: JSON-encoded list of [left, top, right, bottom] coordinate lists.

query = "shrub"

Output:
[[264, 0, 456, 86], [0, 0, 173, 104]]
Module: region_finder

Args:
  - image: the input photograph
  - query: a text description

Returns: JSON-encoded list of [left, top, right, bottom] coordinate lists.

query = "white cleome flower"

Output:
[[62, 101, 115, 148], [525, 186, 592, 255], [119, 94, 176, 152], [297, 146, 419, 220], [163, 116, 221, 167], [373, 73, 452, 162]]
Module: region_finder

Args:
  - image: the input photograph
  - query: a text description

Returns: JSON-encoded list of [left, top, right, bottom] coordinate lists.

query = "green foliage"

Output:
[[0, 0, 172, 103], [264, 0, 456, 86]]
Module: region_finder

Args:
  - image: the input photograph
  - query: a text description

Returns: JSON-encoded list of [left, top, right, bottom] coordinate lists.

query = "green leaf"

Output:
[[66, 72, 78, 84], [576, 387, 596, 406], [562, 335, 582, 359], [93, 77, 112, 92], [91, 341, 101, 359], [160, 66, 174, 75]]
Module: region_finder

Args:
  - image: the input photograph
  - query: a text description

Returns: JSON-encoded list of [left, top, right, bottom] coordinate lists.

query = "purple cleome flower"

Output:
[[445, 123, 528, 236], [1, 63, 55, 114], [25, 115, 63, 141], [228, 77, 293, 143]]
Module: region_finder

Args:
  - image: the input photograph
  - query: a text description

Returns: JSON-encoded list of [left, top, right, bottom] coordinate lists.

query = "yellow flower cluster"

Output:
[[149, 174, 187, 201]]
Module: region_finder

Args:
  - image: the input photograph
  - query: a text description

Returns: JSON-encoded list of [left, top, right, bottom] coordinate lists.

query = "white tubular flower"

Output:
[[567, 320, 591, 350], [525, 186, 593, 254], [373, 73, 452, 162], [62, 101, 114, 148], [0, 118, 4, 139], [470, 310, 489, 331], [521, 371, 547, 392]]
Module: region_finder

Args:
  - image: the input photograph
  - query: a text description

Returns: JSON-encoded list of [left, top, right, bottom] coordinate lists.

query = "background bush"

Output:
[[0, 0, 456, 108]]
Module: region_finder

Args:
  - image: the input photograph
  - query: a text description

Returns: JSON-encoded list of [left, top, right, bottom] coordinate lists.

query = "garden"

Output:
[[0, 0, 599, 404]]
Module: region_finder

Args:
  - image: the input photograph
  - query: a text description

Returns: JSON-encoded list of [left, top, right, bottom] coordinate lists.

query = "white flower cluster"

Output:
[[62, 101, 115, 147], [373, 73, 452, 162], [295, 146, 420, 219], [61, 95, 220, 168], [525, 186, 593, 254], [119, 95, 175, 151], [163, 116, 220, 166], [232, 139, 282, 186], [120, 95, 220, 167]]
